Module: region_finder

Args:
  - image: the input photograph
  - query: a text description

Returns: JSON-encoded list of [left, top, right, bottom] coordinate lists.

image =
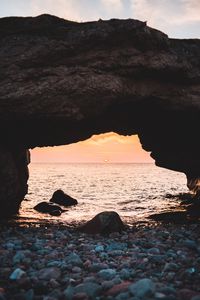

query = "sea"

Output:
[[19, 163, 188, 226]]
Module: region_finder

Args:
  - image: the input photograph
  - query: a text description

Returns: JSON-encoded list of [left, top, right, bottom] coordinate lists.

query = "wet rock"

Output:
[[50, 189, 78, 207], [78, 211, 125, 234], [129, 278, 155, 298], [37, 267, 61, 280], [33, 201, 62, 215]]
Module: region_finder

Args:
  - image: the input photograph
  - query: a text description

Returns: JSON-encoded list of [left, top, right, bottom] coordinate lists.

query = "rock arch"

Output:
[[0, 14, 200, 216]]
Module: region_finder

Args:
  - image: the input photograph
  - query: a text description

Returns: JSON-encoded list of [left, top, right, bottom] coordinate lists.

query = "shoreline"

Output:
[[1, 220, 200, 300]]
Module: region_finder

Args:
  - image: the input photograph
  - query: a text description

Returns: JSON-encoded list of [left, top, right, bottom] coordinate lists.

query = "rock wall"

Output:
[[0, 148, 29, 217], [0, 14, 200, 215]]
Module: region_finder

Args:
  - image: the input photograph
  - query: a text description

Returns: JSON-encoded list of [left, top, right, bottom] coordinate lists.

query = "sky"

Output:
[[1, 0, 199, 163], [31, 133, 154, 163]]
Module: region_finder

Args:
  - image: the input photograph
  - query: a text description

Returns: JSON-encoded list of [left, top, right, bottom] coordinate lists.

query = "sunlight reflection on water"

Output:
[[20, 163, 188, 225]]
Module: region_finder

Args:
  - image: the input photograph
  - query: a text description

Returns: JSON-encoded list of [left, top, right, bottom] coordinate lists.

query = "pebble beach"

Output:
[[1, 220, 200, 300]]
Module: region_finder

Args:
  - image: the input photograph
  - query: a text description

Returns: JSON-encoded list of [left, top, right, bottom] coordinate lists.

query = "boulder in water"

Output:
[[34, 201, 62, 216], [79, 211, 125, 234], [50, 189, 78, 207]]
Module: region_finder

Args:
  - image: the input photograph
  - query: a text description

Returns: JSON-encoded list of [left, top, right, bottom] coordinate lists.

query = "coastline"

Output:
[[1, 220, 200, 300]]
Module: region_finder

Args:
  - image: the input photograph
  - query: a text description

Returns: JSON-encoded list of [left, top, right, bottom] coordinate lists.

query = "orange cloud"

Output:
[[87, 132, 139, 145], [31, 132, 153, 163]]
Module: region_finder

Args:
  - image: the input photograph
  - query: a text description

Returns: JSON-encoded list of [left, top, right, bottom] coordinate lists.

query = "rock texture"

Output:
[[0, 148, 29, 216], [79, 211, 125, 234], [50, 189, 78, 206], [0, 14, 200, 215]]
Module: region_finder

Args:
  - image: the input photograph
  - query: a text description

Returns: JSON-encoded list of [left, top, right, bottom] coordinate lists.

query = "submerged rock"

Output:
[[33, 201, 62, 216], [50, 189, 78, 207], [78, 211, 125, 234]]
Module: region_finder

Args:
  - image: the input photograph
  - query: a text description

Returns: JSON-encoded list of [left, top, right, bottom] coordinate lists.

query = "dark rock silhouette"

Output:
[[79, 211, 125, 234], [50, 189, 78, 207], [0, 14, 200, 216], [34, 201, 63, 216]]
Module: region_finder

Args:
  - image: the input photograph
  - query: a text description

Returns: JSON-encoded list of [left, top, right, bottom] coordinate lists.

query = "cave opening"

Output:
[[18, 133, 188, 223]]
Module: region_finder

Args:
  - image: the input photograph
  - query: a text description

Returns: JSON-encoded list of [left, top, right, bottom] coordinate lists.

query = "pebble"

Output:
[[115, 291, 130, 300], [148, 247, 160, 254], [13, 251, 26, 264], [90, 263, 108, 272], [66, 253, 83, 266], [95, 245, 104, 252], [129, 278, 155, 298], [106, 281, 131, 296], [119, 268, 132, 280], [72, 266, 82, 273], [9, 268, 26, 280], [74, 282, 101, 298], [0, 293, 6, 300], [191, 296, 200, 300], [183, 239, 197, 250], [98, 269, 117, 280], [24, 289, 34, 300], [106, 242, 127, 251], [163, 263, 179, 272], [73, 292, 89, 300], [38, 267, 61, 280], [1, 223, 200, 300], [178, 288, 199, 300]]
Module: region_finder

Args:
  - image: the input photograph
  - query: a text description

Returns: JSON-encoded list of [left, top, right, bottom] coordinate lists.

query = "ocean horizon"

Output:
[[19, 163, 188, 225]]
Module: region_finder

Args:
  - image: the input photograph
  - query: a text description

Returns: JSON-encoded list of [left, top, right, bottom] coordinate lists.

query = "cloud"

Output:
[[30, 0, 82, 21], [181, 0, 200, 22], [101, 0, 123, 13], [130, 0, 200, 27], [86, 132, 139, 146]]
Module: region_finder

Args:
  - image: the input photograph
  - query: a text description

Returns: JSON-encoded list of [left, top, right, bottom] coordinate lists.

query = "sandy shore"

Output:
[[0, 220, 200, 300]]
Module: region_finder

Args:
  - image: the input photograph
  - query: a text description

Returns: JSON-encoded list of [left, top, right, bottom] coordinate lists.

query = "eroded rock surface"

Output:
[[0, 148, 29, 216], [79, 211, 125, 234], [0, 14, 200, 215]]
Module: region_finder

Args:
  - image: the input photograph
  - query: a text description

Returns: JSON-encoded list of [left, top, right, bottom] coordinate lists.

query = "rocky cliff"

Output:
[[0, 14, 200, 216]]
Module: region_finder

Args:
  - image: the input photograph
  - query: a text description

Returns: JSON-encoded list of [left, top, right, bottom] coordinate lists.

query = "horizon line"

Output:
[[30, 161, 154, 164]]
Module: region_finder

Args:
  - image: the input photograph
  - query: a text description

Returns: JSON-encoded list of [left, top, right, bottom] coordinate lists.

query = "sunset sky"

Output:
[[1, 1, 199, 163]]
